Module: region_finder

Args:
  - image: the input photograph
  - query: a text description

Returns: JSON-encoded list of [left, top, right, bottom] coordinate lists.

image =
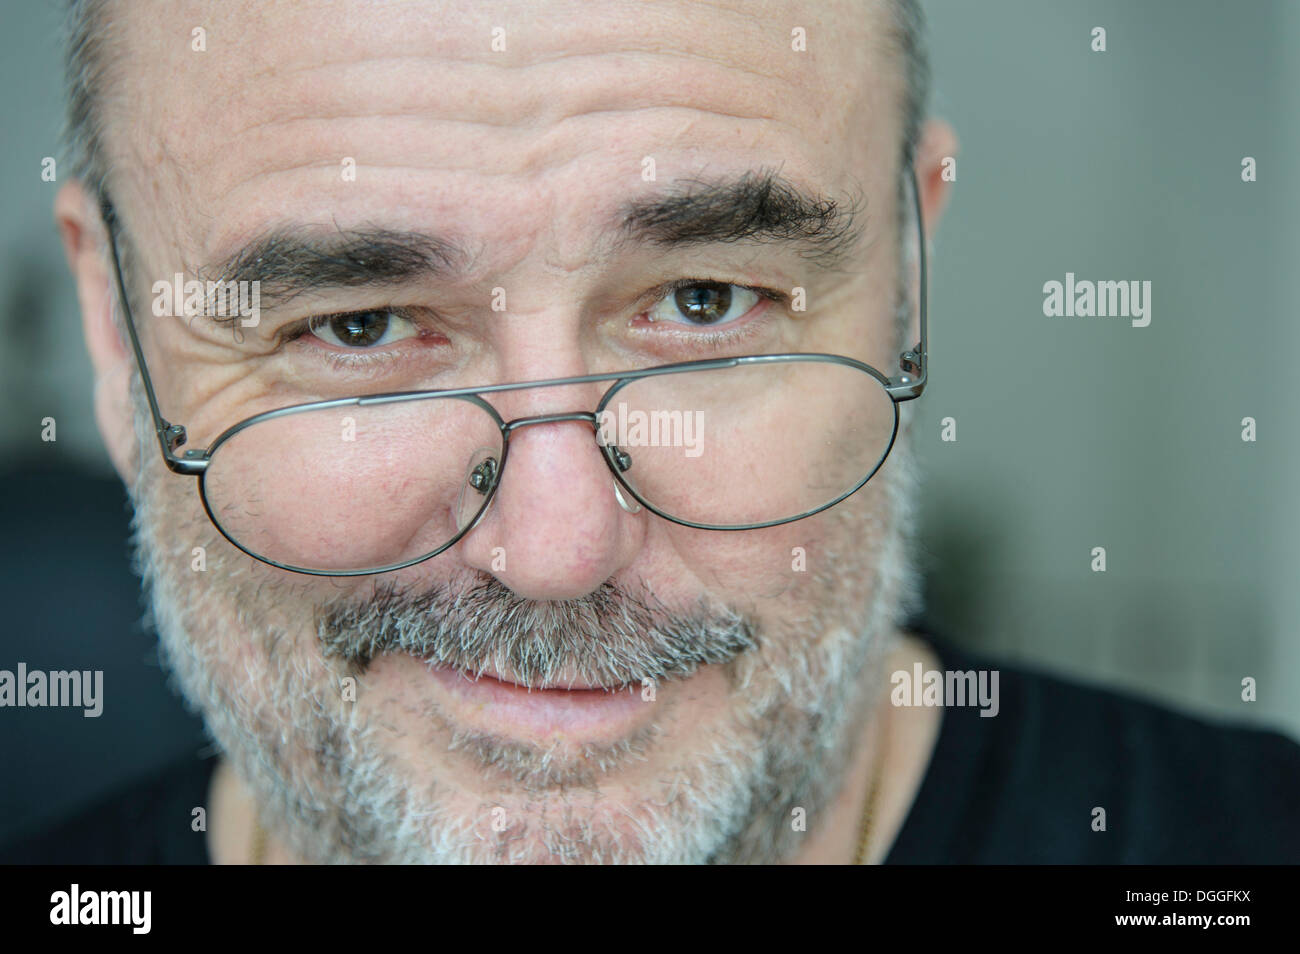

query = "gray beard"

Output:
[[126, 389, 921, 863]]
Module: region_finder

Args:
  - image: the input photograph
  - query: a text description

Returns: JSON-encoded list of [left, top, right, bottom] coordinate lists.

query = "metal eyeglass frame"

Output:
[[97, 168, 928, 577]]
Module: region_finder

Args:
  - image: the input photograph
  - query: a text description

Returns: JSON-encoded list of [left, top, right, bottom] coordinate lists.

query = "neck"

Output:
[[790, 632, 943, 864]]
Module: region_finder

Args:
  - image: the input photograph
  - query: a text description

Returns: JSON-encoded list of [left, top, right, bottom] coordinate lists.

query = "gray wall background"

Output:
[[0, 0, 1296, 766], [912, 0, 1298, 737]]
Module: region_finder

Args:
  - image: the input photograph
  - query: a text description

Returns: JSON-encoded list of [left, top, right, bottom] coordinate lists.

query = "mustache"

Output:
[[315, 574, 758, 689]]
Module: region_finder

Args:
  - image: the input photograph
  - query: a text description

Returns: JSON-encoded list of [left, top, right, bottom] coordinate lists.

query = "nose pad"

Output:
[[612, 480, 642, 514], [600, 438, 640, 512], [456, 448, 501, 530]]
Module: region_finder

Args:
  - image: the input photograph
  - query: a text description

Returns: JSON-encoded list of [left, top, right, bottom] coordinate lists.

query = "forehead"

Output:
[[111, 0, 899, 263]]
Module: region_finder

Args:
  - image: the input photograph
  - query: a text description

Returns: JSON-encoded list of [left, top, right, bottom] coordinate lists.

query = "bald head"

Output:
[[63, 0, 929, 204]]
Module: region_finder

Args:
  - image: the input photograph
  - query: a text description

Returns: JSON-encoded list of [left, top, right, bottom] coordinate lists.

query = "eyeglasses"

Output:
[[99, 170, 928, 577]]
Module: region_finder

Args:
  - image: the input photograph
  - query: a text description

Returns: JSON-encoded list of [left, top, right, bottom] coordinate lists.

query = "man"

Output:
[[8, 0, 1297, 864]]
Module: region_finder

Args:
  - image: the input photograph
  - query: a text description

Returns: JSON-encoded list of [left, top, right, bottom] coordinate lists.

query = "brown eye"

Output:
[[307, 310, 417, 348], [675, 283, 730, 323], [647, 282, 759, 327]]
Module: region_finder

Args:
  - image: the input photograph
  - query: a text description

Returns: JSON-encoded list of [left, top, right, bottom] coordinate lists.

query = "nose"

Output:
[[457, 410, 644, 600]]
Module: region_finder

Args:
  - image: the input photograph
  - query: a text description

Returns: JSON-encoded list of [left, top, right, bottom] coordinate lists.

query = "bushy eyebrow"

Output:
[[199, 168, 864, 309], [614, 167, 867, 270], [200, 227, 470, 309]]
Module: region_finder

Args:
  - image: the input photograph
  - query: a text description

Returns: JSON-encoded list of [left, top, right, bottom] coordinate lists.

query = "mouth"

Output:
[[434, 662, 633, 693], [422, 660, 659, 745]]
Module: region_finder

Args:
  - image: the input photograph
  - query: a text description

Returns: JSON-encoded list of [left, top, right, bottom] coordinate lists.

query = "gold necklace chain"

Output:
[[248, 707, 891, 865], [250, 815, 266, 865], [854, 702, 891, 865]]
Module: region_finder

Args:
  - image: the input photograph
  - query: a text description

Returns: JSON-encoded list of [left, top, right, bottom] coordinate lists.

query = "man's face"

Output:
[[103, 0, 920, 862]]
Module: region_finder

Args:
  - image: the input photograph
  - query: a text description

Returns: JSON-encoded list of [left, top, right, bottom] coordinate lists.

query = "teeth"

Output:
[[422, 658, 635, 692]]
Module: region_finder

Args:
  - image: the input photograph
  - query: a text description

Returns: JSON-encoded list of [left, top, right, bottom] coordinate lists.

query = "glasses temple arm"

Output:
[[887, 166, 928, 401], [99, 196, 200, 473]]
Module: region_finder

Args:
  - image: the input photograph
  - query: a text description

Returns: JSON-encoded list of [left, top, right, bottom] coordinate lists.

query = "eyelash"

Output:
[[279, 308, 421, 355], [283, 279, 788, 363], [630, 279, 787, 350], [644, 277, 785, 305], [641, 278, 785, 315]]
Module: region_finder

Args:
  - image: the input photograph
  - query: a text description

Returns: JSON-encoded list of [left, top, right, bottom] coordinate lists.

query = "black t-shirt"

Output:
[[4, 636, 1298, 864]]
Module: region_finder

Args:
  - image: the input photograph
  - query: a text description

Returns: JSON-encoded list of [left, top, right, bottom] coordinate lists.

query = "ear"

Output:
[[55, 181, 139, 486], [913, 118, 958, 238]]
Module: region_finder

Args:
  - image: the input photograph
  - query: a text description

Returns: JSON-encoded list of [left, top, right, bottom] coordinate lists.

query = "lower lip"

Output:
[[425, 663, 653, 743]]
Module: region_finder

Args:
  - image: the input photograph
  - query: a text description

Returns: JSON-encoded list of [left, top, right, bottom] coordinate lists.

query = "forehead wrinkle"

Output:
[[129, 10, 873, 227], [189, 11, 830, 144], [215, 102, 787, 188], [245, 47, 793, 89], [168, 84, 813, 229], [222, 53, 802, 146], [118, 0, 879, 185], [221, 0, 810, 85], [225, 101, 785, 149], [194, 93, 808, 244]]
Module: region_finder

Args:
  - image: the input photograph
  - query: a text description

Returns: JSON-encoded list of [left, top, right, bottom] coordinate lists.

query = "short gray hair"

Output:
[[62, 0, 117, 200], [890, 0, 931, 177]]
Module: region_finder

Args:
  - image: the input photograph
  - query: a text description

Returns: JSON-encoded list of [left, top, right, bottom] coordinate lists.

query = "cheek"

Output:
[[662, 478, 892, 613]]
